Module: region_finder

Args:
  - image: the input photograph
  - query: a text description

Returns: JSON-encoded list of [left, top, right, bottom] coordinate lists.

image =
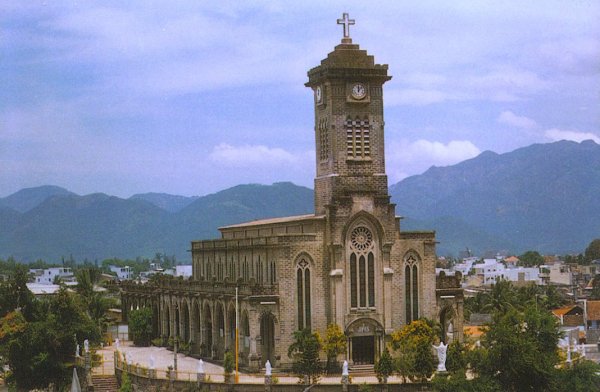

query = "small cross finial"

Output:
[[337, 13, 355, 40]]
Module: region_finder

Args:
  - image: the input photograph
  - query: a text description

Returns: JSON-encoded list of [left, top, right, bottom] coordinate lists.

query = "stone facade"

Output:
[[121, 20, 463, 372]]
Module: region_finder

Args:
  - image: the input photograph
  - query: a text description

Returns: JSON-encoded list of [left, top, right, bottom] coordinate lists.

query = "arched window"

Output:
[[404, 252, 420, 323], [296, 257, 311, 330], [349, 226, 376, 309]]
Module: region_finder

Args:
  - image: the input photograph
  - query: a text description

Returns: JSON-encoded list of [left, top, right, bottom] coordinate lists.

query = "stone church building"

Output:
[[121, 15, 463, 371]]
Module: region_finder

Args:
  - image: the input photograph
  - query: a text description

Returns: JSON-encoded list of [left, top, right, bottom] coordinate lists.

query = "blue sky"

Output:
[[1, 1, 599, 198]]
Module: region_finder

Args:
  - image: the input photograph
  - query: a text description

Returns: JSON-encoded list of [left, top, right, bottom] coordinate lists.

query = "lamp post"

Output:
[[235, 286, 239, 384], [174, 334, 178, 372]]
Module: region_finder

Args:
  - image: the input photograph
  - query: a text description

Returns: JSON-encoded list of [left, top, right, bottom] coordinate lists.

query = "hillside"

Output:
[[391, 140, 600, 255], [0, 182, 313, 262], [1, 141, 598, 261]]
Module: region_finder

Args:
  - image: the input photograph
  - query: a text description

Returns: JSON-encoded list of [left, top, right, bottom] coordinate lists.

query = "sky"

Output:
[[1, 1, 599, 198]]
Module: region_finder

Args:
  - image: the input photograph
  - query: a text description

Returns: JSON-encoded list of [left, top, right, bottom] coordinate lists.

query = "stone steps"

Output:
[[349, 364, 374, 375], [92, 375, 119, 392]]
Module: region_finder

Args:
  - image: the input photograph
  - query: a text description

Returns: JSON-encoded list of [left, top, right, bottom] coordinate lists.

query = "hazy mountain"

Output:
[[1, 141, 598, 262], [391, 140, 600, 256], [129, 192, 199, 212], [0, 185, 75, 213], [0, 182, 313, 262]]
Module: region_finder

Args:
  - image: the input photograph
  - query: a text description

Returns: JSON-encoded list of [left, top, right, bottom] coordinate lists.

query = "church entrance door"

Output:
[[351, 336, 375, 365], [260, 313, 276, 367]]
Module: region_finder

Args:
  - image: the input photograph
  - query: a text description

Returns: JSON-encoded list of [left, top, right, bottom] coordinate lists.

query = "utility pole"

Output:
[[235, 286, 239, 383]]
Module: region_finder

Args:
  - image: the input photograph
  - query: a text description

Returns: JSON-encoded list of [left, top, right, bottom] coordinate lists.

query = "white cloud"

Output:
[[386, 139, 481, 182], [545, 129, 600, 144], [208, 143, 302, 166], [497, 111, 538, 129]]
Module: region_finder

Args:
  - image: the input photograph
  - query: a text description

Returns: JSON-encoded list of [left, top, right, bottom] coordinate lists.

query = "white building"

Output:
[[454, 257, 479, 276], [29, 267, 75, 285], [109, 265, 132, 280], [471, 259, 542, 286]]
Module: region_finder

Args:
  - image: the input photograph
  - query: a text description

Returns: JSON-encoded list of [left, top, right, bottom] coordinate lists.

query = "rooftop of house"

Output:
[[551, 304, 583, 317], [586, 300, 600, 320]]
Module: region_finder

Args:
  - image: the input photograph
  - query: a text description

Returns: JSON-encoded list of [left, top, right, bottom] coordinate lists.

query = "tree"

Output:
[[390, 319, 436, 383], [473, 305, 560, 392], [5, 288, 100, 390], [223, 350, 235, 383], [584, 238, 600, 263], [445, 340, 468, 374], [287, 328, 322, 384], [128, 307, 153, 346], [519, 250, 545, 267], [374, 347, 394, 384], [553, 359, 600, 392], [76, 268, 116, 333], [322, 324, 346, 373]]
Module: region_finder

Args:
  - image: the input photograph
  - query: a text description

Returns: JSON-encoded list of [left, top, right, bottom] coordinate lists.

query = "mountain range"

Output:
[[1, 140, 598, 262]]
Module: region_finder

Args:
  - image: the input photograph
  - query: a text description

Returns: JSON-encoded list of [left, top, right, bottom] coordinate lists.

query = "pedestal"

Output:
[[265, 374, 272, 392], [341, 374, 349, 392]]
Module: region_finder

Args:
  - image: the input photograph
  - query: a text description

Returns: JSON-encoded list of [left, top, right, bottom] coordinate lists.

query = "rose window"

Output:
[[350, 227, 373, 251]]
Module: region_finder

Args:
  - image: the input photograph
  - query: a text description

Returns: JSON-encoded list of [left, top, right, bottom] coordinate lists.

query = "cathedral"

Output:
[[121, 14, 463, 371]]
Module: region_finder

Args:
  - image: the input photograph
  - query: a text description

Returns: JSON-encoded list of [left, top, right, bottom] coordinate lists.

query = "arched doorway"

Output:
[[260, 312, 276, 367], [439, 306, 456, 343], [202, 303, 213, 357], [346, 318, 383, 365], [152, 303, 160, 338], [227, 305, 236, 352], [182, 302, 190, 342], [241, 311, 250, 364], [174, 303, 180, 339], [215, 303, 225, 359], [164, 302, 171, 338]]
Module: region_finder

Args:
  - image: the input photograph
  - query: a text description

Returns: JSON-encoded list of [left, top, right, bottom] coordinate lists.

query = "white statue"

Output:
[[197, 359, 205, 374], [566, 345, 572, 363], [75, 344, 80, 357], [265, 360, 272, 376], [84, 339, 89, 353], [433, 342, 447, 372], [342, 360, 349, 376], [115, 338, 120, 349], [149, 354, 155, 369]]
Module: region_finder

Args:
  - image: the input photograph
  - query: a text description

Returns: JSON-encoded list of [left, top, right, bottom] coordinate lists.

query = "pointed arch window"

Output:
[[297, 258, 311, 330], [405, 252, 420, 323], [349, 226, 375, 309]]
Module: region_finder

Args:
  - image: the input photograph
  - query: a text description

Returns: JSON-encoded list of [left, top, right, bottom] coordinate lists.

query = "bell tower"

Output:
[[306, 14, 392, 215]]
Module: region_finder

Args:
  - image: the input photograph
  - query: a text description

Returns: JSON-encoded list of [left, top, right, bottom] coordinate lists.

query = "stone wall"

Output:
[[116, 368, 432, 391]]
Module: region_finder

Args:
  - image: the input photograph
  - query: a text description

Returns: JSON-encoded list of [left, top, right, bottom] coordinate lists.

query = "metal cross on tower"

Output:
[[337, 13, 355, 38]]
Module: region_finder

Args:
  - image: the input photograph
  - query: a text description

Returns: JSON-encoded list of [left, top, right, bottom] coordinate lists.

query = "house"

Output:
[[109, 265, 132, 280], [551, 304, 584, 327], [29, 267, 76, 285]]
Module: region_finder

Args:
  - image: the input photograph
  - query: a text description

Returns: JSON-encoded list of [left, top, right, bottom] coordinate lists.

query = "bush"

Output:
[[128, 308, 153, 347], [374, 347, 394, 383], [223, 351, 235, 375], [119, 371, 133, 392]]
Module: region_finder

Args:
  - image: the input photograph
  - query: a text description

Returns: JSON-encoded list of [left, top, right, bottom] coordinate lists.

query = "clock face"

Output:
[[351, 83, 366, 100], [316, 86, 322, 102]]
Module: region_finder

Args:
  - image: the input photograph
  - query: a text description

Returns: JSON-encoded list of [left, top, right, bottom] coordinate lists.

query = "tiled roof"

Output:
[[552, 305, 582, 317], [219, 214, 323, 229], [464, 325, 485, 338], [587, 300, 600, 320]]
